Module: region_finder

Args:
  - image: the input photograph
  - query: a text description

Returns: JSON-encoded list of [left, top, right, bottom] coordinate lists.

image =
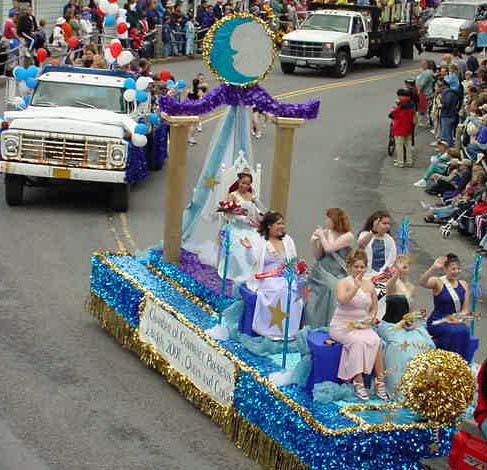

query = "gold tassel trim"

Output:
[[87, 293, 309, 470]]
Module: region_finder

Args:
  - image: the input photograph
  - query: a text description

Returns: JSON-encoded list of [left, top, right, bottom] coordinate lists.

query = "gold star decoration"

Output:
[[399, 341, 410, 352], [204, 176, 220, 190], [268, 300, 289, 332]]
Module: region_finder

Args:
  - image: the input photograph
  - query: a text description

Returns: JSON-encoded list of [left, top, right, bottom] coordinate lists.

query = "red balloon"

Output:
[[36, 48, 48, 63], [109, 0, 118, 3], [159, 69, 171, 81], [116, 22, 127, 34], [97, 7, 105, 16], [109, 42, 123, 58], [67, 36, 79, 49]]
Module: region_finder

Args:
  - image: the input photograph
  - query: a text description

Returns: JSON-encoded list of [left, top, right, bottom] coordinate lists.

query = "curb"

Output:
[[151, 54, 202, 65]]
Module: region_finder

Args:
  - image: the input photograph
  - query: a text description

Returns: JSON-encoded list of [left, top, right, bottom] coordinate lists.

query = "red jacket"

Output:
[[390, 97, 416, 136], [474, 361, 487, 429], [473, 201, 487, 216]]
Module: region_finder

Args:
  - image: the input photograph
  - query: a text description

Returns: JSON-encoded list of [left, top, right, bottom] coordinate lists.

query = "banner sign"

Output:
[[478, 20, 487, 48], [139, 298, 236, 406]]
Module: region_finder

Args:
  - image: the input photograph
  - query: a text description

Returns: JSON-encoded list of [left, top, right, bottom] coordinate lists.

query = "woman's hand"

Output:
[[432, 256, 447, 270], [353, 271, 364, 287], [240, 237, 252, 248]]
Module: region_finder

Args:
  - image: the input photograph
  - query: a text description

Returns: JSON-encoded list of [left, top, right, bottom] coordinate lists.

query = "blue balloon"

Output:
[[10, 38, 19, 49], [148, 113, 161, 125], [166, 79, 175, 87], [135, 90, 148, 103], [13, 67, 27, 81], [23, 95, 31, 106], [176, 79, 186, 90], [105, 15, 116, 27], [134, 123, 149, 135], [27, 65, 39, 78], [25, 77, 38, 89], [124, 78, 136, 90]]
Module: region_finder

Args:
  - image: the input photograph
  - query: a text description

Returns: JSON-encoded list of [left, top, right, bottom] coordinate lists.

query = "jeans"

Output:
[[466, 143, 487, 160], [432, 205, 457, 219], [440, 116, 457, 147]]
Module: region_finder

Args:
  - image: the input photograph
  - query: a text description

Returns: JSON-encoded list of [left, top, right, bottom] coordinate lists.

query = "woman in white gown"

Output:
[[245, 212, 304, 340], [218, 171, 265, 285]]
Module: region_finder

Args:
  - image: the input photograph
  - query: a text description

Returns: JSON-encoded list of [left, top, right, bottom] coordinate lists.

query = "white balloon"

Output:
[[132, 134, 147, 147], [117, 50, 134, 66], [135, 77, 148, 90], [106, 3, 119, 16], [98, 0, 110, 14], [123, 89, 136, 102]]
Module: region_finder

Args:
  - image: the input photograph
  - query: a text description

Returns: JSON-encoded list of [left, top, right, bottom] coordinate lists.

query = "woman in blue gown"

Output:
[[420, 253, 471, 361]]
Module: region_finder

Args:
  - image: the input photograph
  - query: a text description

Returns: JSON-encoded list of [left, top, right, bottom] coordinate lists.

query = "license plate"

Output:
[[52, 167, 71, 179], [296, 60, 307, 66]]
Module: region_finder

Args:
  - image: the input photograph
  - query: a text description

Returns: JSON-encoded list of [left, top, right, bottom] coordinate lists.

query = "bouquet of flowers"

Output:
[[347, 318, 373, 331], [389, 310, 427, 331], [216, 200, 248, 216], [431, 311, 481, 326]]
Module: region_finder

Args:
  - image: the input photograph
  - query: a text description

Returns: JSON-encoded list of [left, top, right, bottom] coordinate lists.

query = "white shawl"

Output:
[[358, 231, 397, 276], [246, 234, 297, 291]]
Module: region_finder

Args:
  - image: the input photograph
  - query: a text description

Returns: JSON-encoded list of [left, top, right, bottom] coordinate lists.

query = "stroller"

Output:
[[440, 208, 471, 238]]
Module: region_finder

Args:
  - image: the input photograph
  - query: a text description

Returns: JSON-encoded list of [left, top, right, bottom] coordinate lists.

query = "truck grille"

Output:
[[287, 41, 324, 58], [19, 131, 110, 168]]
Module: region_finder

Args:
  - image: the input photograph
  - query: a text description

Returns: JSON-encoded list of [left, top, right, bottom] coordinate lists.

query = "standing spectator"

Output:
[[79, 8, 93, 43], [452, 48, 467, 80], [17, 6, 38, 52], [161, 16, 174, 57], [3, 9, 20, 42], [172, 17, 184, 56], [51, 17, 68, 49], [214, 0, 225, 20], [440, 77, 460, 147], [63, 0, 80, 16], [416, 59, 434, 125], [62, 10, 74, 40], [389, 88, 416, 168], [465, 47, 479, 74], [185, 17, 196, 56], [125, 0, 140, 28]]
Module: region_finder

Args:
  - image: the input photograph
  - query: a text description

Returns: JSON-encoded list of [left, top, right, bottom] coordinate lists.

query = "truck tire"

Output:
[[109, 183, 129, 212], [383, 42, 401, 68], [281, 62, 295, 74], [402, 40, 414, 60], [5, 174, 25, 206], [333, 50, 350, 78]]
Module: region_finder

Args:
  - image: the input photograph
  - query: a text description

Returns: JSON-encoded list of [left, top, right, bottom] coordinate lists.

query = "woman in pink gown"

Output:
[[329, 249, 388, 401]]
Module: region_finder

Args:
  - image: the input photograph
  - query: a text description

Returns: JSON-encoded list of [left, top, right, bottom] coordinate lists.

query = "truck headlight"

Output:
[[282, 40, 289, 47], [109, 145, 126, 167], [322, 43, 334, 50], [1, 134, 19, 158]]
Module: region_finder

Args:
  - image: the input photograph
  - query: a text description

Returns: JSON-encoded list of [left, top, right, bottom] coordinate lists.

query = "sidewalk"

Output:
[[380, 125, 487, 360]]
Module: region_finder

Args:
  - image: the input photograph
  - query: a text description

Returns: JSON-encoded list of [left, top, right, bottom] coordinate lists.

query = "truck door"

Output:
[[350, 16, 369, 59]]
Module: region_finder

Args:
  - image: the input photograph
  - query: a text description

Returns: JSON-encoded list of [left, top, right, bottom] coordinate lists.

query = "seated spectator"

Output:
[[413, 140, 451, 187], [466, 115, 487, 160], [425, 159, 472, 199]]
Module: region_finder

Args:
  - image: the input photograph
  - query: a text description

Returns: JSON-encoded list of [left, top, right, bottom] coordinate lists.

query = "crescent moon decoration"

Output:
[[203, 13, 277, 87]]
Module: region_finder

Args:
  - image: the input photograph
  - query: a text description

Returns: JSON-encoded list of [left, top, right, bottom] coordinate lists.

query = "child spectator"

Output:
[[389, 88, 416, 168], [185, 17, 196, 56], [414, 140, 451, 187]]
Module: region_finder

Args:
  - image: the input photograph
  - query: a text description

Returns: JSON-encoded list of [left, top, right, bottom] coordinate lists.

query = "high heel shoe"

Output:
[[353, 381, 369, 401], [375, 375, 389, 401]]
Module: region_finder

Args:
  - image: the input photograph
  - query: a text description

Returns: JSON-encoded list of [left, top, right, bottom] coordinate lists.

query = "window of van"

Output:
[[435, 3, 477, 19]]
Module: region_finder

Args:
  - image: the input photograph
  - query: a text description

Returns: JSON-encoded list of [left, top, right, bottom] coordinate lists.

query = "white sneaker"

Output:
[[196, 123, 202, 132], [188, 137, 197, 145], [420, 200, 432, 210], [429, 141, 439, 147], [255, 132, 262, 139], [414, 179, 427, 187]]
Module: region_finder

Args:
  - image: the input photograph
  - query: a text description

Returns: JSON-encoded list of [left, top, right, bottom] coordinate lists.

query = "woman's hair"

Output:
[[228, 171, 253, 193], [326, 208, 351, 234], [258, 211, 284, 240], [396, 254, 411, 264], [444, 253, 460, 267], [346, 249, 368, 269], [237, 171, 252, 183], [362, 210, 391, 232]]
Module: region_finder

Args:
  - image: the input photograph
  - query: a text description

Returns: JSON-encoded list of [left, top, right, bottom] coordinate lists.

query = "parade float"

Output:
[[87, 14, 477, 469]]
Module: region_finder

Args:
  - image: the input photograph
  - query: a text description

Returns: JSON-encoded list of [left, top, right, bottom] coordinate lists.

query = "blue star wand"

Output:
[[470, 254, 483, 335], [218, 223, 232, 325], [281, 257, 297, 369], [397, 217, 410, 255]]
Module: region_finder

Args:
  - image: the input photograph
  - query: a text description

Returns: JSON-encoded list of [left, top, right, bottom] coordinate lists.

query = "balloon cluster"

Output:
[[104, 39, 134, 67], [96, 0, 121, 28], [13, 65, 40, 109], [158, 70, 187, 92]]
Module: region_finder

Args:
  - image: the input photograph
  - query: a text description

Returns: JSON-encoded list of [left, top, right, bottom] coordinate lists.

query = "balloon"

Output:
[[13, 96, 25, 109], [67, 36, 79, 49], [148, 113, 161, 125], [10, 38, 19, 49], [109, 41, 122, 58], [135, 90, 149, 103], [159, 69, 171, 81], [104, 46, 115, 64], [176, 79, 186, 90], [26, 65, 39, 78], [99, 0, 110, 13], [166, 79, 175, 87], [116, 50, 134, 66], [116, 22, 127, 34], [97, 7, 105, 17], [25, 77, 38, 89], [106, 3, 119, 15], [123, 89, 136, 102], [134, 123, 149, 135], [23, 94, 31, 106], [104, 15, 116, 27], [13, 66, 27, 81], [131, 134, 147, 147], [123, 77, 136, 89], [109, 0, 118, 3], [36, 48, 48, 63], [135, 77, 149, 91]]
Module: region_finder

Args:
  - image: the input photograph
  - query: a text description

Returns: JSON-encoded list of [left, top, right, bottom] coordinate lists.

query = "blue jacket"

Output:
[[440, 87, 459, 118]]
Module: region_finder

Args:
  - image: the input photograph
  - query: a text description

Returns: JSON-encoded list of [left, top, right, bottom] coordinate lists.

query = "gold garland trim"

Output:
[[202, 13, 277, 88], [91, 251, 451, 436], [87, 292, 308, 470]]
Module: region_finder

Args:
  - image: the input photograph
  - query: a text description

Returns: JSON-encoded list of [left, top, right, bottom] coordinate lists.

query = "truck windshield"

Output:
[[31, 81, 126, 112], [302, 14, 350, 33], [434, 3, 477, 19]]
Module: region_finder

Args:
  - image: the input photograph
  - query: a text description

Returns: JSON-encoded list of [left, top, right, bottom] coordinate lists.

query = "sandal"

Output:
[[424, 215, 436, 223], [375, 375, 389, 401], [353, 380, 369, 401]]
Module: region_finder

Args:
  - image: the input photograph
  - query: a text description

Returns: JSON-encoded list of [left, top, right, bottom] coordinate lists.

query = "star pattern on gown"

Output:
[[268, 300, 288, 332], [399, 341, 410, 352], [204, 176, 220, 190]]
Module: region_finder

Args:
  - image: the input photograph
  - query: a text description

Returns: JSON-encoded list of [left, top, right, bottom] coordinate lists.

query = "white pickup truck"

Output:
[[279, 4, 420, 77], [0, 65, 164, 211]]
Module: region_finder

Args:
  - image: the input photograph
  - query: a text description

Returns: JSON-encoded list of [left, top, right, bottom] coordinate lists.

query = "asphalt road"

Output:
[[0, 53, 485, 469]]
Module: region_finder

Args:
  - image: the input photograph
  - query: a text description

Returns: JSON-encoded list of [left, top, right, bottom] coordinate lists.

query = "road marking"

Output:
[[202, 66, 419, 124], [107, 215, 126, 252], [119, 213, 137, 252]]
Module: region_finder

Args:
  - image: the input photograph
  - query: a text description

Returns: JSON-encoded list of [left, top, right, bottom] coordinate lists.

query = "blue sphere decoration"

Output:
[[105, 15, 116, 27], [134, 123, 149, 135], [148, 113, 161, 125], [166, 79, 175, 87], [25, 77, 38, 89], [10, 38, 19, 49], [27, 65, 38, 78], [13, 67, 27, 81], [135, 90, 148, 103], [124, 77, 136, 90], [23, 95, 31, 106], [176, 79, 186, 89]]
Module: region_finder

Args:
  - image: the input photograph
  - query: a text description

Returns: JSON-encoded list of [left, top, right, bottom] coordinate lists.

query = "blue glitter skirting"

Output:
[[89, 251, 456, 470]]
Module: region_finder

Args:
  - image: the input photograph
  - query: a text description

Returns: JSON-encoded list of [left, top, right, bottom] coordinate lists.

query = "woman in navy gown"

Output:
[[419, 253, 471, 361]]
